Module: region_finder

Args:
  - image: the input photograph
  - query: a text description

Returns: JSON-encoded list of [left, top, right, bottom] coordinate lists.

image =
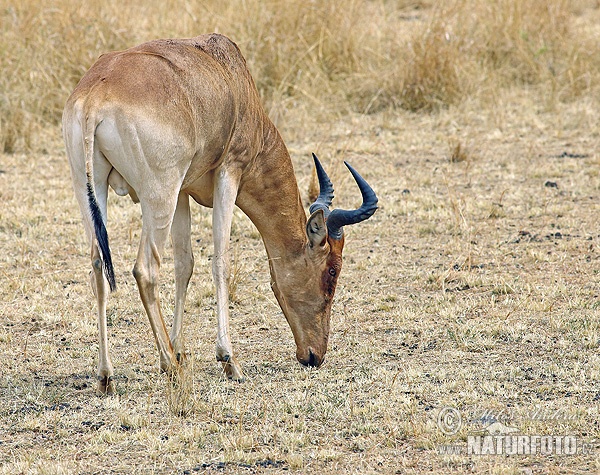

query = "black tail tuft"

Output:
[[86, 182, 116, 292]]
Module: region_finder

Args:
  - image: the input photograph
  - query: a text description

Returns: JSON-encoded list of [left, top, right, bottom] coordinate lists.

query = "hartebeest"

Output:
[[62, 34, 377, 394]]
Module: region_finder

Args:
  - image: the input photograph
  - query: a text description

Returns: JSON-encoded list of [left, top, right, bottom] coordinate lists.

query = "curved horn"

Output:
[[309, 153, 334, 217], [326, 162, 378, 240]]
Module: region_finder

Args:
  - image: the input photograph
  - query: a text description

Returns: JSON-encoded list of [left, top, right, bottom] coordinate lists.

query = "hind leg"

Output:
[[91, 242, 116, 395], [169, 192, 194, 361], [132, 196, 180, 374], [71, 151, 115, 394]]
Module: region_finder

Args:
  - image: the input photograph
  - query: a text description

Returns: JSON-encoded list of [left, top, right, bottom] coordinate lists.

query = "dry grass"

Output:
[[1, 0, 600, 151], [2, 1, 600, 474]]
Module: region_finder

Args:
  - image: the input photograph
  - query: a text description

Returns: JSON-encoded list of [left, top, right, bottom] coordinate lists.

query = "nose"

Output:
[[297, 347, 324, 368]]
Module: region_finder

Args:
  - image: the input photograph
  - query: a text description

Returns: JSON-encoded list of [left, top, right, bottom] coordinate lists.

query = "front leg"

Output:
[[212, 166, 245, 381]]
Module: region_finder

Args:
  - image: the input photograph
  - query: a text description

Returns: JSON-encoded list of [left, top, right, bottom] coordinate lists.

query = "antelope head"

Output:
[[269, 154, 378, 368]]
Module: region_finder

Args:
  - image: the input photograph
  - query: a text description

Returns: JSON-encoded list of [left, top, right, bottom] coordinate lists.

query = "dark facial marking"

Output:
[[322, 256, 342, 298]]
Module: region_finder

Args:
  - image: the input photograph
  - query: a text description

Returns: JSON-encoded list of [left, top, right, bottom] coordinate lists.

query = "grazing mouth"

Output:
[[297, 348, 324, 368]]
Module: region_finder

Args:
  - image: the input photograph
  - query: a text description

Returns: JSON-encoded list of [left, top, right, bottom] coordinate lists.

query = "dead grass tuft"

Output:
[[165, 358, 195, 417], [399, 9, 465, 112], [227, 244, 248, 305], [448, 140, 469, 163]]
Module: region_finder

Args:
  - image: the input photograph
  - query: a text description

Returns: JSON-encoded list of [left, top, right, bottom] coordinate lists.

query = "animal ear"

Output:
[[306, 209, 328, 248]]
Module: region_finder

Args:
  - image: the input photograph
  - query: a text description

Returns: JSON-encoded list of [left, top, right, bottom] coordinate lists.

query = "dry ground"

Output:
[[2, 3, 600, 475], [2, 86, 600, 474]]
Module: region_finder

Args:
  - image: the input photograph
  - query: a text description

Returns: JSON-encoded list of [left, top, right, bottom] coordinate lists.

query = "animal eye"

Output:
[[328, 267, 337, 277]]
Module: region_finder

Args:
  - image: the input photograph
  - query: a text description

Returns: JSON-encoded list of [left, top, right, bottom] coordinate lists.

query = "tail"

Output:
[[84, 111, 117, 292]]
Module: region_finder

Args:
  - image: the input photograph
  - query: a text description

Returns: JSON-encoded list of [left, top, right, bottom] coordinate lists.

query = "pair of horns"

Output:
[[309, 153, 378, 240]]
